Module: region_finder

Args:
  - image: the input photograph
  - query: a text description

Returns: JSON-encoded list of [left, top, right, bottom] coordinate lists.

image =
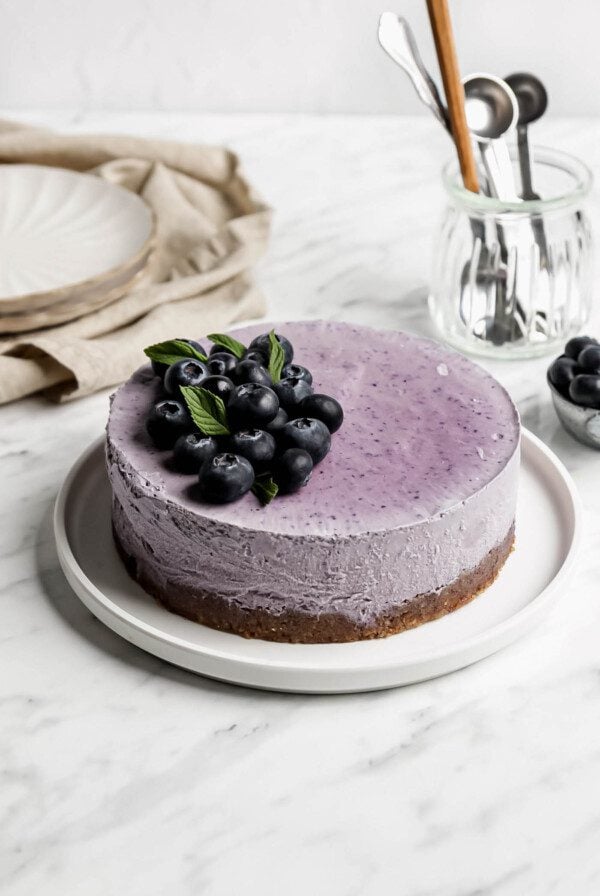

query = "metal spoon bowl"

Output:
[[505, 72, 548, 128], [463, 73, 518, 141]]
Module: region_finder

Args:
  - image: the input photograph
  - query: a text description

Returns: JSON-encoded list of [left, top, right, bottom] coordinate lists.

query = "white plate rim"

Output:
[[53, 429, 582, 691]]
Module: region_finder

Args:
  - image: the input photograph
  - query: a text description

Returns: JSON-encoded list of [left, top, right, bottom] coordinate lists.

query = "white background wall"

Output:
[[0, 0, 598, 114]]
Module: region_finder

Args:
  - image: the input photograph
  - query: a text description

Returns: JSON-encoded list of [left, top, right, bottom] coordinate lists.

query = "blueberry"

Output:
[[164, 358, 208, 397], [265, 407, 289, 437], [577, 344, 600, 374], [243, 349, 269, 365], [232, 359, 273, 387], [146, 399, 191, 449], [280, 417, 331, 464], [207, 352, 237, 376], [198, 453, 255, 503], [249, 332, 294, 365], [228, 429, 276, 472], [299, 393, 344, 433], [273, 376, 313, 412], [569, 374, 600, 409], [173, 433, 219, 473], [209, 343, 236, 357], [152, 360, 167, 377], [151, 339, 206, 377], [228, 383, 280, 429], [186, 339, 206, 356], [281, 363, 313, 385], [564, 335, 597, 360], [274, 448, 313, 494], [548, 356, 579, 396], [201, 375, 235, 404]]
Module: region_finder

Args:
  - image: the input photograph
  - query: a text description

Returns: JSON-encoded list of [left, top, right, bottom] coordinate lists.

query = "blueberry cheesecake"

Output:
[[106, 321, 520, 643]]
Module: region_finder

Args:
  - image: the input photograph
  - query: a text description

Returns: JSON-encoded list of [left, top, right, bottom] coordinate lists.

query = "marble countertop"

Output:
[[2, 112, 600, 896]]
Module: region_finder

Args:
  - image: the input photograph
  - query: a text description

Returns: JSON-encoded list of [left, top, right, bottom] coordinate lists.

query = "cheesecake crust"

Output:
[[113, 523, 515, 644]]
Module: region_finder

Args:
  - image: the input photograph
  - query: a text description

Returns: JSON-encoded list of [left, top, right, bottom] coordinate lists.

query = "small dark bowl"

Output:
[[547, 374, 600, 449]]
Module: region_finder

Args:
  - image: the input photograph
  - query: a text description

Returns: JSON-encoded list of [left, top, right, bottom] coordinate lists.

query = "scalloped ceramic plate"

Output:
[[54, 430, 580, 693], [0, 164, 155, 320]]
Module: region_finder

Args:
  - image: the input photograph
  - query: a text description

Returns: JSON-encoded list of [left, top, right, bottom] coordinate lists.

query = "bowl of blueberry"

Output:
[[547, 335, 600, 449], [143, 329, 344, 503]]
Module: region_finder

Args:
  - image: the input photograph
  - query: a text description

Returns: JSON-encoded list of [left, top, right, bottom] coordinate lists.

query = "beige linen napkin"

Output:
[[0, 120, 271, 404]]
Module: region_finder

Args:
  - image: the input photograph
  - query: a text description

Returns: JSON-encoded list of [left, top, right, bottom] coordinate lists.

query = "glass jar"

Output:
[[429, 147, 593, 359]]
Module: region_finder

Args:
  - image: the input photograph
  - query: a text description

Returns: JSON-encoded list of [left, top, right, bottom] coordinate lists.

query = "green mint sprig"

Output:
[[180, 386, 230, 436], [207, 333, 246, 359], [144, 339, 207, 366], [267, 330, 285, 383], [251, 475, 279, 506]]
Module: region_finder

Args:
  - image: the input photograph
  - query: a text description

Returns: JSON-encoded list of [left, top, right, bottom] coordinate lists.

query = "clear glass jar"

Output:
[[429, 147, 593, 359]]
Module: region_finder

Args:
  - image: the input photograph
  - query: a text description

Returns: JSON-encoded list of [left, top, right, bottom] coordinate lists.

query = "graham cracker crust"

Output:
[[113, 523, 515, 644]]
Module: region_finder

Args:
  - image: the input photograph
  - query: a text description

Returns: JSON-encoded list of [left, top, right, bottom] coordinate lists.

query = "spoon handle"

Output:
[[426, 0, 479, 193], [489, 138, 519, 201], [517, 124, 535, 198], [516, 124, 550, 266]]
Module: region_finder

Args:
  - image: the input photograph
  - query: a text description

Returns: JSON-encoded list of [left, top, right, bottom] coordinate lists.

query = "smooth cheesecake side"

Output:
[[106, 321, 520, 643]]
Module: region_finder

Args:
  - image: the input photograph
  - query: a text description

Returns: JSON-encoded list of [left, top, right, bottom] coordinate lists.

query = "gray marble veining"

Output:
[[1, 112, 600, 896]]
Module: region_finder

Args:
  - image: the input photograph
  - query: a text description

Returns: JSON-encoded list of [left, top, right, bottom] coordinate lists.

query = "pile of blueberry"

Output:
[[548, 335, 600, 409], [143, 330, 344, 504]]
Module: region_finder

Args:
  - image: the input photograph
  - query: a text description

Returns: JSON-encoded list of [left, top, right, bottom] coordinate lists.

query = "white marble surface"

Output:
[[2, 112, 600, 895]]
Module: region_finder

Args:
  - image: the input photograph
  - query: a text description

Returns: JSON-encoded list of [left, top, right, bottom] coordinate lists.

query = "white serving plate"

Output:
[[0, 164, 154, 317], [54, 430, 580, 694]]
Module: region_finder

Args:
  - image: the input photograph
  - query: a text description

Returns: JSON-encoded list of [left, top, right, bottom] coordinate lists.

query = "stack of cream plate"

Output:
[[0, 165, 155, 333]]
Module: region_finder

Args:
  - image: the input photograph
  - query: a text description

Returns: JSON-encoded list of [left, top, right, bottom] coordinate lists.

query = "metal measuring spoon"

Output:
[[504, 72, 548, 199], [461, 73, 529, 343], [505, 72, 550, 269], [463, 73, 519, 200]]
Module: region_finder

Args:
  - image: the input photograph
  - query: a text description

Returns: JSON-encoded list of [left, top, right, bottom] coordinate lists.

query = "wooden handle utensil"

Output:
[[426, 0, 479, 193]]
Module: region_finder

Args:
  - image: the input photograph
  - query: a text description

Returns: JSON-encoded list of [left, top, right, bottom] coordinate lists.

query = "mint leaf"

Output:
[[251, 475, 279, 506], [180, 386, 230, 436], [267, 330, 285, 383], [144, 339, 207, 366], [207, 333, 246, 359]]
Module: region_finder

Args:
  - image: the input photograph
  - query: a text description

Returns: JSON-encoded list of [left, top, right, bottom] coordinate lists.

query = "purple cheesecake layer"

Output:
[[108, 321, 519, 535], [106, 321, 520, 627]]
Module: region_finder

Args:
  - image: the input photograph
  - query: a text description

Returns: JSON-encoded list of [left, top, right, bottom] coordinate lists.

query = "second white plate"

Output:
[[0, 164, 154, 314], [54, 430, 580, 693]]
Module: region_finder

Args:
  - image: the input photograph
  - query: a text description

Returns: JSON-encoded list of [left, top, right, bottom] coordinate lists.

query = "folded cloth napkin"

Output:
[[0, 120, 271, 404]]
